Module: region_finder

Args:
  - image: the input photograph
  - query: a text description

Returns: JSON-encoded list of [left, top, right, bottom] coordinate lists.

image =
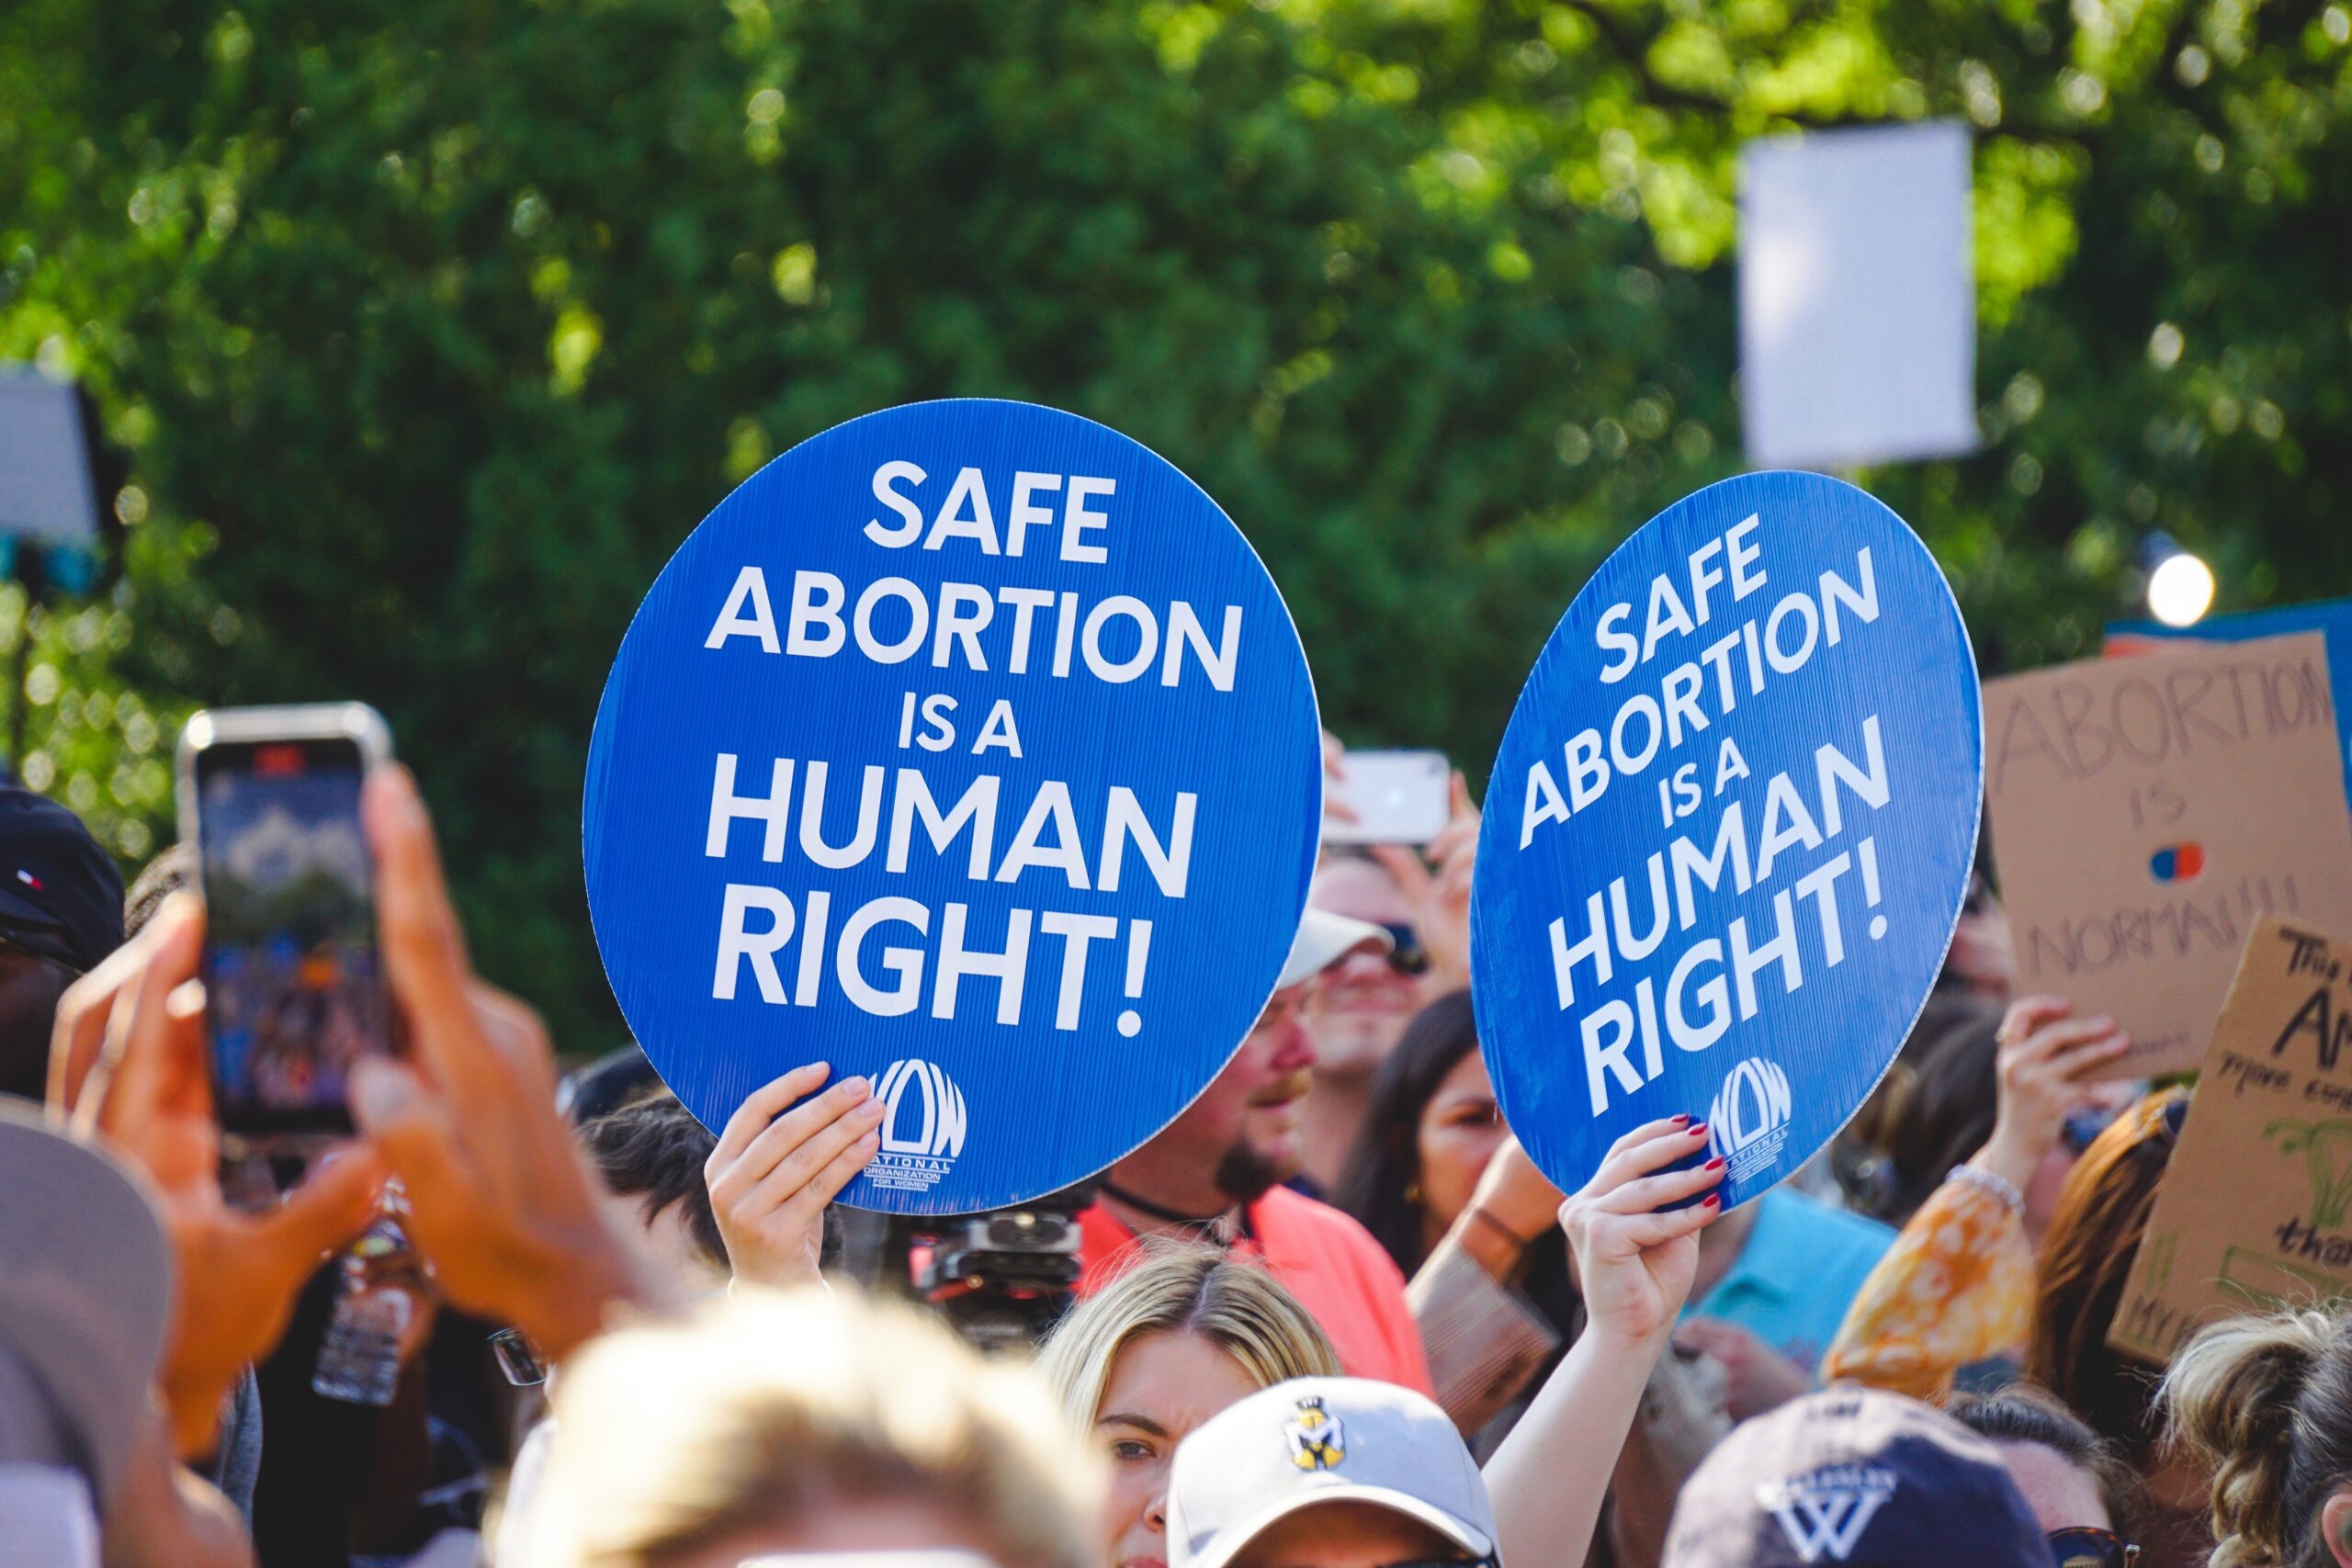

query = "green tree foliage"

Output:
[[2, 0, 2346, 1050]]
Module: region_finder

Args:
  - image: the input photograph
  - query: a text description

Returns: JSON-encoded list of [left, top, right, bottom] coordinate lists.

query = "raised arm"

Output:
[[1483, 1116, 1724, 1568]]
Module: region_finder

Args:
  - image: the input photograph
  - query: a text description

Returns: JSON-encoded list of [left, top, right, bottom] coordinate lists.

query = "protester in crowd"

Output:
[[1331, 989, 1827, 1564], [1157, 1115, 1731, 1568], [1949, 1388, 2144, 1568], [1332, 992, 1575, 1431], [1829, 1077, 2208, 1565], [493, 1091, 740, 1563], [413, 1071, 708, 1533], [1039, 1245, 1341, 1568], [1339, 1006, 1730, 1565], [1664, 1163, 1894, 1405], [0, 784, 124, 1101], [1825, 996, 2140, 1399], [515, 1287, 1100, 1568], [1659, 1386, 2051, 1568], [1164, 1376, 1498, 1568], [1832, 992, 2007, 1225], [2164, 1303, 2352, 1568], [1293, 737, 1476, 1195], [579, 1090, 729, 1287], [1070, 908, 1433, 1390], [1943, 868, 2019, 999]]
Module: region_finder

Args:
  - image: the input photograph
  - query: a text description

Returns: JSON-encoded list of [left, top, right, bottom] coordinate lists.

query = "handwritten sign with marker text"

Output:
[[583, 400, 1322, 1213], [1470, 472, 1981, 1209], [2109, 596, 2352, 807], [2110, 918, 2352, 1365], [1983, 634, 2352, 1078]]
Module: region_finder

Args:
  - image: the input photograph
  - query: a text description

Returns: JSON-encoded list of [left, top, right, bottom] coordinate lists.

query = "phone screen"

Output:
[[1325, 750, 1452, 846], [198, 737, 390, 1134]]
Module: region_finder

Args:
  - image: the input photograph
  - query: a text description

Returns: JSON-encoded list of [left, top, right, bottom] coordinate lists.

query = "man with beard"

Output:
[[1075, 910, 1435, 1393]]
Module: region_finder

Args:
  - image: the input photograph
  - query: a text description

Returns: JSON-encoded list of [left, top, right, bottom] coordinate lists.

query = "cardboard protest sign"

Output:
[[2109, 599, 2352, 806], [583, 400, 1322, 1213], [1983, 633, 2352, 1077], [2109, 917, 2352, 1365], [1470, 471, 1981, 1209]]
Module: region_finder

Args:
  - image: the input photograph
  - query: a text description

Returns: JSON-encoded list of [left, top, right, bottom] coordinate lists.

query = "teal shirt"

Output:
[[1680, 1187, 1894, 1376]]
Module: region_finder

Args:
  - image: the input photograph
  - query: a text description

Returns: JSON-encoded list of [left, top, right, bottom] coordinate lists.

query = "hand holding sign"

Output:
[[705, 1063, 884, 1289], [585, 400, 1322, 1213], [1972, 996, 2132, 1201], [1559, 1117, 1725, 1351], [1472, 472, 1980, 1208]]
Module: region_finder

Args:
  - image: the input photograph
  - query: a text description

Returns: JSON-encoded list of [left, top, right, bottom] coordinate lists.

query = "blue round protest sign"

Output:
[[584, 400, 1321, 1213], [1470, 472, 1980, 1209]]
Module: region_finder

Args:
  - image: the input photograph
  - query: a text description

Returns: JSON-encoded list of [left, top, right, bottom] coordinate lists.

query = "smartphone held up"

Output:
[[1323, 748, 1451, 846], [176, 704, 394, 1154]]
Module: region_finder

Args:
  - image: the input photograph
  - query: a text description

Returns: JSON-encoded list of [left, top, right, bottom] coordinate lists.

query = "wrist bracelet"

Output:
[[1948, 1163, 2026, 1219], [1464, 1206, 1532, 1250]]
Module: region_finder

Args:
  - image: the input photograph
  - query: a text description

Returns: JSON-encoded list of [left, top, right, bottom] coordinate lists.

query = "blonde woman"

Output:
[[1046, 1115, 1733, 1568], [514, 1287, 1099, 1568], [1040, 1244, 1341, 1568]]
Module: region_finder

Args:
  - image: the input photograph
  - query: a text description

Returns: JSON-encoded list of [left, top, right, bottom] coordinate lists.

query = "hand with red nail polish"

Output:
[[1484, 1120, 1731, 1567], [1554, 1115, 1728, 1353]]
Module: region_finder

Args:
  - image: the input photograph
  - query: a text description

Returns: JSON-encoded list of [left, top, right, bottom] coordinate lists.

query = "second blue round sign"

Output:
[[1470, 472, 1982, 1209]]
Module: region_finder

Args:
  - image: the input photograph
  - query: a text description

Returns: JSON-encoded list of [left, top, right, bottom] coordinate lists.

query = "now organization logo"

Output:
[[1708, 1055, 1792, 1185], [868, 1058, 968, 1192], [1758, 1465, 1898, 1562]]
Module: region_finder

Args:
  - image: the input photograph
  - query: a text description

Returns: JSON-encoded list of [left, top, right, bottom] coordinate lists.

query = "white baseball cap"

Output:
[[1274, 909, 1392, 989], [1165, 1377, 1498, 1568]]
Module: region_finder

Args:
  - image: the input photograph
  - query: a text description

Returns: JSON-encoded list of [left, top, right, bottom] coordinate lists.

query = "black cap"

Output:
[[0, 788, 124, 973]]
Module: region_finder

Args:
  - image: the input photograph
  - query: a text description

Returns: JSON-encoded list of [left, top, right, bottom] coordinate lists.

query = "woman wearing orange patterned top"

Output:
[[1824, 995, 2134, 1401]]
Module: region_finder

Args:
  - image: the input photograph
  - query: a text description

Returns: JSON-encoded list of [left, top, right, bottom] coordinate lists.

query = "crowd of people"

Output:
[[4, 731, 2352, 1568]]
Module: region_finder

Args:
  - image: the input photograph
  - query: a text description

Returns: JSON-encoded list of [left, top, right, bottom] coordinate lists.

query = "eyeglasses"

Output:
[[489, 1327, 547, 1387], [1378, 922, 1429, 976], [2049, 1527, 2139, 1568]]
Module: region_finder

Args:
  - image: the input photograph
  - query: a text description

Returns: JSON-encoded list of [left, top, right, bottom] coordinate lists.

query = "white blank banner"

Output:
[[1739, 121, 1978, 470], [0, 370, 98, 543]]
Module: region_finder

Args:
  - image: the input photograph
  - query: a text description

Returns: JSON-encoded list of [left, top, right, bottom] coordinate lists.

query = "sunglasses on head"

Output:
[[1377, 922, 1429, 976], [2059, 1103, 2124, 1156], [2049, 1526, 2139, 1568]]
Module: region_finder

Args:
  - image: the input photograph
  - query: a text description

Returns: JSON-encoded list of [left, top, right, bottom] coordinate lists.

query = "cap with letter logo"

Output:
[[1661, 1388, 2046, 1568], [1166, 1377, 1496, 1568]]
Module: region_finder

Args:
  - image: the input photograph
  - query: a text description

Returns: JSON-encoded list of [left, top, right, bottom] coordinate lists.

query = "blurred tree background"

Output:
[[1, 0, 2345, 1052]]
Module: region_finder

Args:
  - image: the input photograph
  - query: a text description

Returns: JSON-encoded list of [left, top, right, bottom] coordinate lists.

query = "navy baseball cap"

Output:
[[1663, 1388, 2048, 1568], [0, 787, 123, 973]]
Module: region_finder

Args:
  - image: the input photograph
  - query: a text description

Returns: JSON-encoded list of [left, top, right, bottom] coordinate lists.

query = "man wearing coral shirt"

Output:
[[1076, 910, 1433, 1393]]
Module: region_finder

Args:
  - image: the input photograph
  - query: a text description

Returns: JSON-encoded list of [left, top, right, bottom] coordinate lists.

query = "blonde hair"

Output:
[[2163, 1303, 2352, 1568], [519, 1287, 1101, 1568], [1035, 1241, 1340, 1427]]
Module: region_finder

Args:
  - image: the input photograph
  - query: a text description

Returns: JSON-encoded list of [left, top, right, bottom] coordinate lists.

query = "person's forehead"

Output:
[[1256, 980, 1313, 1020], [1228, 1499, 1459, 1566], [1993, 1438, 2110, 1532], [1309, 859, 1412, 922], [1427, 1051, 1493, 1106], [1099, 1330, 1259, 1428]]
